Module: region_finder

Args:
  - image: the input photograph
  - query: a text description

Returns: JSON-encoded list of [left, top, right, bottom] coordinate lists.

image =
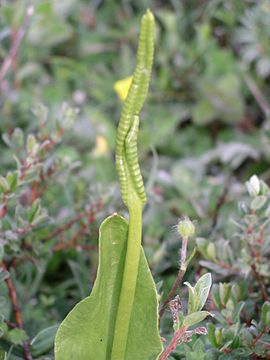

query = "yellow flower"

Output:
[[114, 76, 133, 101], [93, 135, 109, 156]]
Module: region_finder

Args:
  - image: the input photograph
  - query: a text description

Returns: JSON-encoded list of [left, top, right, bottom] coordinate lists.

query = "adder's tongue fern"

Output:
[[54, 11, 161, 360], [111, 9, 155, 360]]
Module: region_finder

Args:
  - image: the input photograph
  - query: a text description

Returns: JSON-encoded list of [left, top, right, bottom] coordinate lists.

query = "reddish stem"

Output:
[[43, 200, 103, 243], [251, 325, 267, 348], [159, 326, 187, 360], [1, 262, 33, 360], [159, 237, 188, 319], [0, 194, 7, 218], [250, 263, 268, 302], [0, 5, 34, 86]]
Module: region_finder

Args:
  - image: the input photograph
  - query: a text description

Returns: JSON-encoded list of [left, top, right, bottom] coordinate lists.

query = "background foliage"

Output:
[[0, 0, 270, 359]]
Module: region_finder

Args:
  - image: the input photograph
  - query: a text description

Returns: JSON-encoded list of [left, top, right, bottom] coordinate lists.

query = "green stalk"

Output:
[[111, 195, 142, 359]]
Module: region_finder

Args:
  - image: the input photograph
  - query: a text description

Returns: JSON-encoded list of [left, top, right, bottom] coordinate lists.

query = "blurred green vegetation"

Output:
[[0, 0, 270, 359]]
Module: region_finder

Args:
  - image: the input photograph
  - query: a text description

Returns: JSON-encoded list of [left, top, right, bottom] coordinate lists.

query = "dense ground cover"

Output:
[[0, 1, 270, 359]]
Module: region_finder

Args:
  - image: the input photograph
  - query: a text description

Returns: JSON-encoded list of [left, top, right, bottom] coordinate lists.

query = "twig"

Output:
[[1, 262, 23, 327], [251, 325, 267, 349], [159, 236, 188, 319], [244, 74, 270, 119], [250, 263, 268, 302], [54, 243, 97, 252], [211, 176, 232, 229], [53, 221, 97, 252], [159, 326, 187, 360], [59, 205, 101, 251], [0, 194, 7, 218], [1, 262, 33, 360], [0, 5, 34, 87], [43, 200, 103, 242], [246, 229, 268, 302], [246, 221, 268, 302], [4, 319, 18, 329]]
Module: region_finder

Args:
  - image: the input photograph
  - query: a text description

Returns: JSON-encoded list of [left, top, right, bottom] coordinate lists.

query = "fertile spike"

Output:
[[115, 9, 154, 207]]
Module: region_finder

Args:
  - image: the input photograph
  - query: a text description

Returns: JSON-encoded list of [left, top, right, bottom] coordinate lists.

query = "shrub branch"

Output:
[[1, 262, 33, 360]]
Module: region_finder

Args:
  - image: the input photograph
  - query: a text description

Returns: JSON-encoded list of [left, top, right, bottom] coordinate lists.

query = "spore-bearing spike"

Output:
[[115, 10, 154, 208]]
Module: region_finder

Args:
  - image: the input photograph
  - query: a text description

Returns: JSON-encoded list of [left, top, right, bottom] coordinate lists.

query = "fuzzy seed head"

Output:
[[177, 217, 195, 238]]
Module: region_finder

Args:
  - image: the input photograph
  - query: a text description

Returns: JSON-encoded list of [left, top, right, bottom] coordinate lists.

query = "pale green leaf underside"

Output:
[[55, 214, 162, 360]]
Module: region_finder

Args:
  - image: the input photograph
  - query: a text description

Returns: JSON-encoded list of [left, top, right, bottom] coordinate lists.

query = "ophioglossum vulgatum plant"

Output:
[[54, 9, 163, 360]]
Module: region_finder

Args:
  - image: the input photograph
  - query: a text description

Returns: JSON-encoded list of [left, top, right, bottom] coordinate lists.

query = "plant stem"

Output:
[[159, 326, 187, 360], [1, 262, 33, 360], [211, 176, 232, 229], [42, 199, 103, 242], [159, 237, 188, 319], [250, 263, 268, 302], [243, 74, 270, 119], [251, 325, 267, 348], [0, 5, 34, 86], [111, 198, 142, 359]]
